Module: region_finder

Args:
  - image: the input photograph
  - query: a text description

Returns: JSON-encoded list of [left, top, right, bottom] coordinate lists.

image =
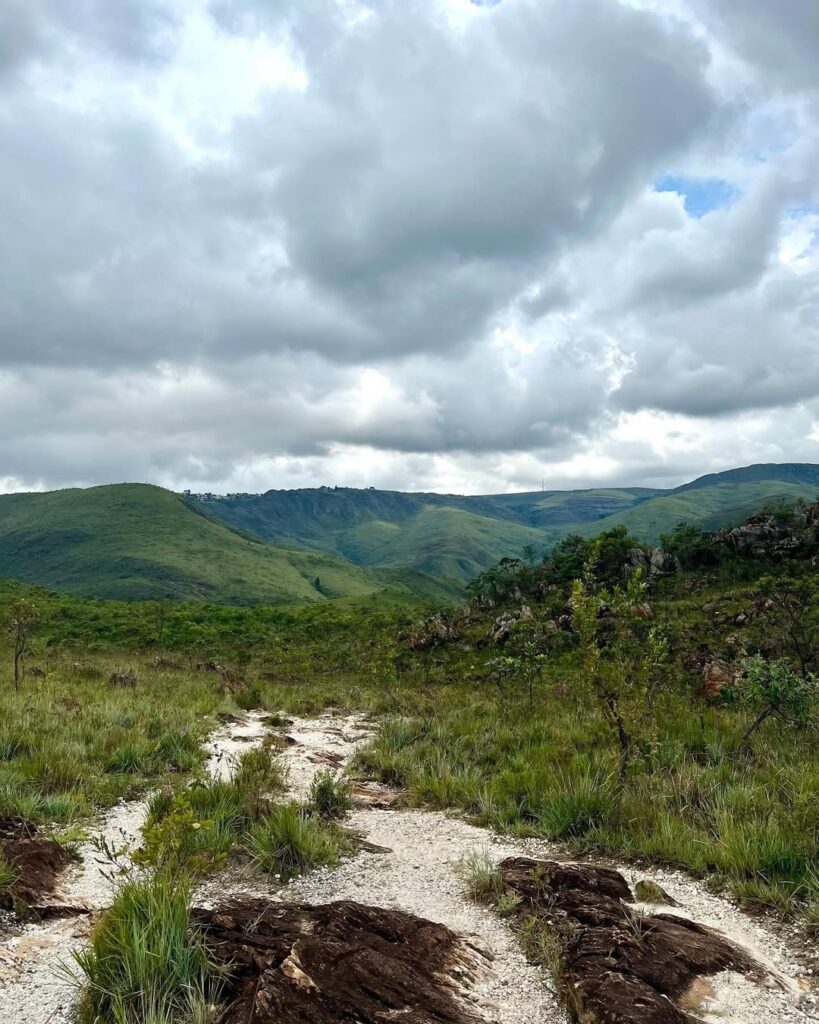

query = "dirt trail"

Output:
[[0, 710, 271, 1024], [1, 710, 815, 1024], [272, 714, 816, 1024]]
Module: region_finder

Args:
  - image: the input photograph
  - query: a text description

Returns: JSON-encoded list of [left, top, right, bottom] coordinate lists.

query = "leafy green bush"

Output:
[[731, 656, 818, 749]]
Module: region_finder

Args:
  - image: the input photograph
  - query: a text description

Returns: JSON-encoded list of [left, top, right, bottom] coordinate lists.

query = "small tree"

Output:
[[486, 642, 547, 708], [9, 599, 38, 691], [153, 599, 172, 648], [571, 561, 667, 778], [734, 655, 818, 750], [757, 577, 818, 677]]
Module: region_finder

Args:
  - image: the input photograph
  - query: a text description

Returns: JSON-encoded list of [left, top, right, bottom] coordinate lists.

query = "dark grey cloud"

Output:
[[0, 0, 817, 493]]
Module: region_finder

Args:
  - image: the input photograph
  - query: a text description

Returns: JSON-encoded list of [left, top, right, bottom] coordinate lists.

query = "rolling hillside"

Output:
[[194, 463, 819, 582], [0, 484, 455, 605], [1, 464, 816, 604]]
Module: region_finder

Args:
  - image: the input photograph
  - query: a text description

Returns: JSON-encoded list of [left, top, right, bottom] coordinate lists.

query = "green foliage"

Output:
[[134, 795, 226, 876], [731, 656, 818, 748], [73, 870, 222, 1024], [247, 802, 351, 882], [0, 483, 447, 606], [456, 847, 504, 903], [571, 563, 668, 774], [307, 770, 352, 820], [659, 522, 721, 569], [0, 852, 17, 893]]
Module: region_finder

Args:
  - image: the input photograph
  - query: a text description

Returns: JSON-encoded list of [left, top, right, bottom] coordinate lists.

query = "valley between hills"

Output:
[[0, 463, 817, 1024]]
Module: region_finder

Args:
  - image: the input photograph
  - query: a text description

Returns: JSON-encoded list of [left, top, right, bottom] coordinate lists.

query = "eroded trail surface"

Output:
[[0, 710, 271, 1024], [1, 710, 815, 1024], [270, 714, 815, 1024]]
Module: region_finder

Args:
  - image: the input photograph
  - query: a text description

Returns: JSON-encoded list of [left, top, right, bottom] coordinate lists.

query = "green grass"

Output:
[[357, 687, 819, 917], [306, 769, 353, 820], [137, 744, 287, 875], [0, 483, 448, 604], [0, 852, 17, 893], [591, 479, 819, 543], [247, 802, 352, 882], [73, 870, 221, 1024], [0, 653, 235, 827]]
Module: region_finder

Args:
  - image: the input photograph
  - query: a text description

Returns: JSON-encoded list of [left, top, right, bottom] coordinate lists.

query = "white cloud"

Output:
[[0, 0, 818, 494]]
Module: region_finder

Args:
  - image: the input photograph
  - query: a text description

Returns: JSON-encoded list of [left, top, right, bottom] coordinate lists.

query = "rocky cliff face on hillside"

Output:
[[714, 502, 819, 559]]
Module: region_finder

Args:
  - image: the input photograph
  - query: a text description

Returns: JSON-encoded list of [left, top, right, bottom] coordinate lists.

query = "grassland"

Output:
[[1, 508, 818, 1024], [1, 553, 817, 926], [0, 484, 453, 605]]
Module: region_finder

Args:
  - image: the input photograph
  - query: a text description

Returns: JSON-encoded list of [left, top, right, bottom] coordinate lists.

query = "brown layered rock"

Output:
[[192, 897, 488, 1024], [499, 857, 761, 1024], [0, 818, 72, 910]]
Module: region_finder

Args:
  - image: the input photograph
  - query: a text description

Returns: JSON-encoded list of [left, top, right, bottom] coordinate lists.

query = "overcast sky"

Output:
[[1, 0, 818, 495]]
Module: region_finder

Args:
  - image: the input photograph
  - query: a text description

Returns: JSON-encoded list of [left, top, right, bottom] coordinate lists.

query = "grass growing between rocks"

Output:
[[248, 801, 353, 882], [357, 685, 819, 920]]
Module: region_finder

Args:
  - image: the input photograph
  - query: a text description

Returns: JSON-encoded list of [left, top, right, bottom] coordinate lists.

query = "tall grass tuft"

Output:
[[248, 802, 349, 882], [307, 770, 352, 820], [73, 871, 222, 1024]]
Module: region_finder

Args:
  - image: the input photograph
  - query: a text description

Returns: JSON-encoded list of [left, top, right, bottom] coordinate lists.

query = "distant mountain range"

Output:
[[0, 463, 817, 604], [191, 463, 819, 584]]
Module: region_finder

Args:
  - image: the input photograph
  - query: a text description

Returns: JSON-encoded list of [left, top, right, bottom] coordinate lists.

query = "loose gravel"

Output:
[[0, 710, 271, 1024]]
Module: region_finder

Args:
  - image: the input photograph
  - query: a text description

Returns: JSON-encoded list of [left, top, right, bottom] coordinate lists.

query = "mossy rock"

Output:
[[634, 879, 680, 906]]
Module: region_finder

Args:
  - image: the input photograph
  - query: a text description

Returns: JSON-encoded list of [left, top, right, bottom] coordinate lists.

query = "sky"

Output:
[[1, 0, 818, 496]]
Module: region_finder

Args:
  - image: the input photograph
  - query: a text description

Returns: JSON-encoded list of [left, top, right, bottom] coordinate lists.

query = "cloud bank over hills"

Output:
[[1, 0, 817, 494]]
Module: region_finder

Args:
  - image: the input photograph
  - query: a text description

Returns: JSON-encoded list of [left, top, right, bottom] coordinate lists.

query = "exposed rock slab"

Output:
[[499, 857, 763, 1024], [192, 896, 489, 1023], [0, 818, 72, 910]]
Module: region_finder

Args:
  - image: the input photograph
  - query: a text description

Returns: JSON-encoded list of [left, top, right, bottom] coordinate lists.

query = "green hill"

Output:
[[194, 464, 819, 581], [1, 464, 816, 604], [0, 484, 453, 605], [588, 478, 819, 543]]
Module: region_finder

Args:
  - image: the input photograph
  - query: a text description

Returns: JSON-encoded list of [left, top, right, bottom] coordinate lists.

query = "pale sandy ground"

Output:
[[0, 710, 815, 1024]]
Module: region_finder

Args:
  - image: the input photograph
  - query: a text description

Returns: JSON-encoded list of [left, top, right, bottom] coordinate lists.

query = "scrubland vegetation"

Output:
[[1, 499, 818, 1020]]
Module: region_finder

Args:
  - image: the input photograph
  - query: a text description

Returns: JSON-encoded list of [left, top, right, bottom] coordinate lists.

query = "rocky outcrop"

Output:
[[404, 613, 461, 651], [191, 897, 487, 1023], [0, 818, 72, 911], [499, 857, 762, 1024], [487, 605, 535, 644], [714, 502, 819, 559], [701, 659, 739, 701], [625, 547, 679, 578]]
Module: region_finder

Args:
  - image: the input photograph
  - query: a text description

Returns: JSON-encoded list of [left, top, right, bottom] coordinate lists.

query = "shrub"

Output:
[[231, 745, 285, 821], [134, 795, 227, 876]]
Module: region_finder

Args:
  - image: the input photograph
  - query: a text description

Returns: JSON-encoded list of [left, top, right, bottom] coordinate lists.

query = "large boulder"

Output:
[[701, 659, 739, 701], [499, 857, 762, 1024], [625, 547, 679, 578]]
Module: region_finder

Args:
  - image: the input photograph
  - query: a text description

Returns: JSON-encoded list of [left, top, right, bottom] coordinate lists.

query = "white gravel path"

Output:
[[0, 710, 271, 1024], [2, 708, 815, 1024], [276, 714, 816, 1024]]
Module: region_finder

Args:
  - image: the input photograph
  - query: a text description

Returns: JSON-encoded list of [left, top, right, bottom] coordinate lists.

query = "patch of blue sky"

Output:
[[654, 175, 739, 218]]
